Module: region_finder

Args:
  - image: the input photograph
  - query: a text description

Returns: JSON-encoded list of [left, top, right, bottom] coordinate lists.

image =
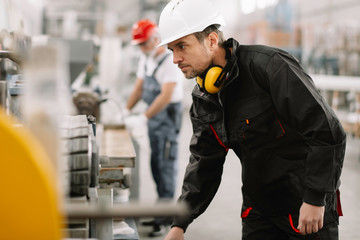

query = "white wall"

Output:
[[299, 0, 360, 26], [7, 0, 44, 35]]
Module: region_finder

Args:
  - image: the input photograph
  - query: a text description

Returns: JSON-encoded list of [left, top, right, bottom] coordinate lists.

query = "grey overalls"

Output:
[[142, 53, 182, 199]]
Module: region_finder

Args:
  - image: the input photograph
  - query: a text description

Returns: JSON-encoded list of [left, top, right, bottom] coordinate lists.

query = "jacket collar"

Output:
[[221, 38, 240, 91]]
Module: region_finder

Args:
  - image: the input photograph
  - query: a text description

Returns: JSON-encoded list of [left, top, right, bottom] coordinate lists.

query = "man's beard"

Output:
[[184, 67, 207, 79], [184, 71, 198, 79]]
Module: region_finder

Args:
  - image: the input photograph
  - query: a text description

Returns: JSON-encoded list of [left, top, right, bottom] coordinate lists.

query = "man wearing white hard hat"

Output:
[[158, 0, 346, 239]]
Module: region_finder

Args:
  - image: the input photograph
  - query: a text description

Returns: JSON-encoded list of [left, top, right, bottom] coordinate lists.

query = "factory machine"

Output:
[[0, 30, 187, 239]]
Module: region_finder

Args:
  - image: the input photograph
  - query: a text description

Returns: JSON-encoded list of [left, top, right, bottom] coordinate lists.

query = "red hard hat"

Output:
[[131, 19, 157, 45]]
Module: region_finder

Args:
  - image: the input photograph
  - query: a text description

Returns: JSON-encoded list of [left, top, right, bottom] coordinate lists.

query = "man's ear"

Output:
[[207, 32, 219, 49], [153, 36, 160, 45]]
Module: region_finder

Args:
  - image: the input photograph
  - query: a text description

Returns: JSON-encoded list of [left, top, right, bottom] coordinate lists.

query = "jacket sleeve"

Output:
[[258, 51, 346, 206], [172, 105, 228, 232]]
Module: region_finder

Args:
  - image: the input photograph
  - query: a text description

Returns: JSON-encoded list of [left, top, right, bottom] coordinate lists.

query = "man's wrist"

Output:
[[141, 113, 149, 121], [123, 108, 131, 118], [303, 188, 326, 206], [170, 226, 185, 234]]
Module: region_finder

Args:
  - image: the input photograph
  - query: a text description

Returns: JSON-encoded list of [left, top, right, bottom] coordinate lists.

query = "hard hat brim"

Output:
[[158, 19, 225, 47], [131, 38, 147, 45]]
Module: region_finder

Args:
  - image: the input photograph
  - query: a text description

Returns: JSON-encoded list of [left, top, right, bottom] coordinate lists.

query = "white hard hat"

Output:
[[158, 0, 226, 46]]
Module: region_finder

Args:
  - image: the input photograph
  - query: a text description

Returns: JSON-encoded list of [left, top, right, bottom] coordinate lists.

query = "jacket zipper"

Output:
[[217, 92, 231, 149]]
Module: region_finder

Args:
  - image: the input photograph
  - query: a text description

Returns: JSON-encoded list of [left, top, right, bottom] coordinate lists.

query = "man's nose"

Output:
[[172, 52, 182, 64]]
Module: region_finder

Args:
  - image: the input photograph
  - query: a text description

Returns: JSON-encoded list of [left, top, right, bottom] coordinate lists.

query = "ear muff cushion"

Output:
[[204, 66, 224, 94]]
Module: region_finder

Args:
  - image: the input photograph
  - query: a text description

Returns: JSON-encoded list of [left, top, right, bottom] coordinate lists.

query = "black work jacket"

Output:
[[174, 39, 346, 231]]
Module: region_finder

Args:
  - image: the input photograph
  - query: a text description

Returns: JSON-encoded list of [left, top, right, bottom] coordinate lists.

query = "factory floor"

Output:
[[133, 107, 360, 240]]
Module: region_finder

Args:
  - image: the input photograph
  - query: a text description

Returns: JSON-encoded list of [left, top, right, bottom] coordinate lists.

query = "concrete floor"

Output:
[[133, 106, 360, 240]]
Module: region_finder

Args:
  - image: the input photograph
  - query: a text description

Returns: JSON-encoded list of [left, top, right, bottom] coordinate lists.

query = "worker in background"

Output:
[[157, 0, 346, 240], [123, 19, 184, 237]]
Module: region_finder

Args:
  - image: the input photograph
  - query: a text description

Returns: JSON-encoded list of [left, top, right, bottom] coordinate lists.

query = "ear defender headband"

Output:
[[196, 47, 232, 94]]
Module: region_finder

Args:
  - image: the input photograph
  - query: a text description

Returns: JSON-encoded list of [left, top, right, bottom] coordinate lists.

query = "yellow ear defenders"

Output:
[[196, 65, 227, 94], [196, 46, 232, 94]]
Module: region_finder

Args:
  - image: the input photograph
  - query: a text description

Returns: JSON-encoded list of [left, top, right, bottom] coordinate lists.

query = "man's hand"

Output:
[[124, 113, 148, 137], [297, 202, 325, 235], [163, 227, 184, 240]]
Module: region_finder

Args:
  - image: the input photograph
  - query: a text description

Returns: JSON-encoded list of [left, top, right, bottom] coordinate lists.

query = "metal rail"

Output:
[[63, 201, 189, 219], [0, 50, 22, 65]]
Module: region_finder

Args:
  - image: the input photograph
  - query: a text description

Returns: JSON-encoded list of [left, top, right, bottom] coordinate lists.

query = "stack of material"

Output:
[[60, 115, 99, 238], [98, 124, 136, 203], [99, 124, 136, 168], [97, 124, 138, 239], [61, 115, 92, 197]]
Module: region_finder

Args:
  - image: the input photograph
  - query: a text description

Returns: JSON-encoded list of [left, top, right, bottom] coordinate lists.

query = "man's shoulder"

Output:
[[238, 44, 284, 57], [235, 44, 291, 69]]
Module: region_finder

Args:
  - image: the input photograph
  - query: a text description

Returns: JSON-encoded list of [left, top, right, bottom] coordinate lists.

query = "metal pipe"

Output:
[[63, 202, 189, 219], [0, 50, 22, 65]]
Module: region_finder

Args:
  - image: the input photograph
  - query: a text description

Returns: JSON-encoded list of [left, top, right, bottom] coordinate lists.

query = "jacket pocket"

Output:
[[237, 105, 285, 147], [245, 172, 304, 214], [190, 115, 208, 133], [288, 214, 322, 239]]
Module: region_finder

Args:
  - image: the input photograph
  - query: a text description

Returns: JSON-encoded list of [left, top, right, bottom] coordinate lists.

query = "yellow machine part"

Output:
[[0, 110, 64, 240]]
